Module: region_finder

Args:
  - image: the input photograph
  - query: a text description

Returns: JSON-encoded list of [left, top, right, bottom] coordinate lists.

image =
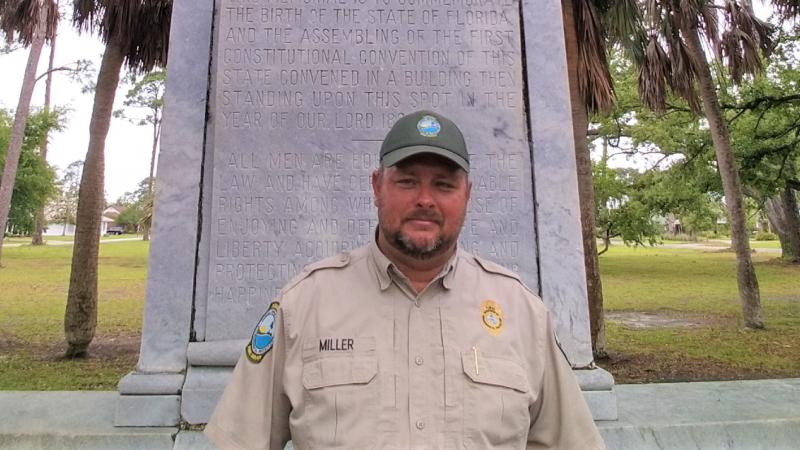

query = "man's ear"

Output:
[[371, 169, 382, 207]]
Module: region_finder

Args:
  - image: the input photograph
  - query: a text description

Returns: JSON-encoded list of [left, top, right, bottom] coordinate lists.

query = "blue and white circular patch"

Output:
[[246, 301, 279, 363], [417, 115, 441, 137]]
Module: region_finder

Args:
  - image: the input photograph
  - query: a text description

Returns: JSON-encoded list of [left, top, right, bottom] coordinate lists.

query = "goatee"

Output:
[[391, 231, 447, 260]]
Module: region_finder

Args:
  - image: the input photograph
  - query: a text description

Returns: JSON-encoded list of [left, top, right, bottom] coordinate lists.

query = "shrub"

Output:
[[754, 231, 778, 241]]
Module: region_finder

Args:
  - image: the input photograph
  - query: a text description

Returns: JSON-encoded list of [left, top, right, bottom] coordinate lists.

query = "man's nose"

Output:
[[415, 184, 435, 208]]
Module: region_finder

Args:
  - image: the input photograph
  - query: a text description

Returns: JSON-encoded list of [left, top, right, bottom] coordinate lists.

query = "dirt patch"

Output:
[[39, 332, 141, 362], [0, 332, 140, 364], [605, 311, 720, 329], [597, 350, 793, 384]]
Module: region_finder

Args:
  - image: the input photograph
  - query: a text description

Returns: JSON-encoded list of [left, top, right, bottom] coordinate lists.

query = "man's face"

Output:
[[372, 153, 471, 260]]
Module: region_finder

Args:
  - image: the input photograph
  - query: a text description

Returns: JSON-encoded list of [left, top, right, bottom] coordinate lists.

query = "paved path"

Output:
[[1, 378, 798, 449]]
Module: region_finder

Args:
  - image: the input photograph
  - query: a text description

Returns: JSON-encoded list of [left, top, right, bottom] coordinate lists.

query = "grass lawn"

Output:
[[597, 245, 800, 383], [0, 241, 147, 390], [3, 234, 142, 244]]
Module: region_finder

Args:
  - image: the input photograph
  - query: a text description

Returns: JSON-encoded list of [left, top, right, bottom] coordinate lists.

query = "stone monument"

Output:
[[116, 0, 617, 426]]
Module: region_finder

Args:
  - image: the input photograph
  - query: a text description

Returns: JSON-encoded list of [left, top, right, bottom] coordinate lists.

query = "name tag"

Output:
[[319, 337, 355, 352]]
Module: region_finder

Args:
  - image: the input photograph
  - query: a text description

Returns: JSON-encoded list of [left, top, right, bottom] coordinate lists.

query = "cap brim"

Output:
[[381, 145, 470, 172]]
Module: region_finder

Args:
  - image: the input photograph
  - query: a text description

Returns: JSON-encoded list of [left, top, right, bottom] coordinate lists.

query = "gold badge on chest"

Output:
[[480, 300, 503, 336]]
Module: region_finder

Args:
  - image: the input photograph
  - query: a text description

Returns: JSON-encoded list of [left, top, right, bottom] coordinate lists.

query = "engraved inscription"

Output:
[[204, 0, 537, 339]]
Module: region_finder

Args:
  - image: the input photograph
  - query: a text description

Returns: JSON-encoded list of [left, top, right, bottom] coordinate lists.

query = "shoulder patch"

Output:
[[473, 255, 520, 281], [246, 301, 280, 364], [283, 252, 351, 292]]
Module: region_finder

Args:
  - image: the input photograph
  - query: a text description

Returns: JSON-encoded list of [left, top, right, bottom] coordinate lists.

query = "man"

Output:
[[205, 110, 605, 449]]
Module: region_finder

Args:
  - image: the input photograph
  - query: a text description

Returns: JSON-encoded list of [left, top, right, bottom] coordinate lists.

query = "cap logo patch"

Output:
[[480, 300, 503, 336], [417, 115, 441, 137], [246, 301, 279, 363]]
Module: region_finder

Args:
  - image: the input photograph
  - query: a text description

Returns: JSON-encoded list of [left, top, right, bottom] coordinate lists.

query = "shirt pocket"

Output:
[[300, 347, 380, 449], [460, 351, 532, 449]]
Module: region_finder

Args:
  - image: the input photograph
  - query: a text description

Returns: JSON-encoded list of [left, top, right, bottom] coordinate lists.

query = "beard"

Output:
[[378, 210, 456, 260]]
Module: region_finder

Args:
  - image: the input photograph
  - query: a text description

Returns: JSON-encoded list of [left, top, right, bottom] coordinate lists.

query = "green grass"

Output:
[[3, 234, 142, 244], [748, 240, 782, 249], [599, 246, 800, 381], [0, 241, 147, 390]]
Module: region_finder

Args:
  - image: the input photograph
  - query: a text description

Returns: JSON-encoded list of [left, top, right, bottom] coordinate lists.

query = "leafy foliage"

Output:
[[0, 108, 60, 234]]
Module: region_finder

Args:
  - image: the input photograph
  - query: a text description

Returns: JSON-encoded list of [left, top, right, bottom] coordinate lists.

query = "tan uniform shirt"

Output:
[[206, 241, 605, 450]]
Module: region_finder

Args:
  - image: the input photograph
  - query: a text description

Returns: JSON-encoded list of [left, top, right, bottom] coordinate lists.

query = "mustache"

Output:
[[403, 211, 443, 224]]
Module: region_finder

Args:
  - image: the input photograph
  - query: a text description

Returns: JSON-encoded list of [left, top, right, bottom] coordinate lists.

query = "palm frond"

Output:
[[1, 0, 57, 45], [603, 0, 647, 65], [574, 0, 615, 113], [666, 34, 701, 112], [771, 0, 800, 21], [718, 0, 774, 84], [638, 35, 672, 113], [71, 0, 171, 72]]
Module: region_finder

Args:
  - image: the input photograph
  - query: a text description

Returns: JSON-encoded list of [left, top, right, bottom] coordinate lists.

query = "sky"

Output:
[[0, 24, 153, 202]]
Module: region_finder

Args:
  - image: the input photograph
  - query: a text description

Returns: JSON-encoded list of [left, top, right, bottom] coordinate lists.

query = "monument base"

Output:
[[115, 372, 184, 427], [575, 367, 618, 421], [118, 341, 617, 425]]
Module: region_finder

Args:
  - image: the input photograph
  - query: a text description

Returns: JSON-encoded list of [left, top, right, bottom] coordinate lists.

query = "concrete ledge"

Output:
[[0, 392, 176, 450], [115, 395, 181, 427], [187, 340, 245, 366], [600, 419, 800, 449], [574, 367, 615, 390], [118, 372, 185, 395], [598, 378, 800, 449], [584, 389, 618, 421], [175, 432, 295, 450], [181, 366, 233, 425]]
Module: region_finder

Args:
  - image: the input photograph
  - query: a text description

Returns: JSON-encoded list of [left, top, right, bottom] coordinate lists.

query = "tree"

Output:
[[114, 204, 142, 232], [725, 28, 800, 261], [0, 109, 60, 235], [616, 0, 774, 329], [31, 0, 59, 245], [114, 176, 152, 234], [49, 160, 82, 235], [562, 0, 617, 357], [0, 0, 58, 264], [64, 0, 172, 358], [114, 69, 165, 241]]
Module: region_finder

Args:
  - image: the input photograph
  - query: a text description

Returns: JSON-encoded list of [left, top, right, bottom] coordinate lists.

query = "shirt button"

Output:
[[415, 420, 425, 430], [415, 356, 424, 366]]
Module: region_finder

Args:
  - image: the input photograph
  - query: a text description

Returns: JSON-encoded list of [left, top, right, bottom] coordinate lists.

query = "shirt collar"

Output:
[[369, 232, 460, 291]]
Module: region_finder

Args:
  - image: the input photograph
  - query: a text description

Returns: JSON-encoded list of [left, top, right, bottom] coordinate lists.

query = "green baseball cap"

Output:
[[380, 110, 469, 172]]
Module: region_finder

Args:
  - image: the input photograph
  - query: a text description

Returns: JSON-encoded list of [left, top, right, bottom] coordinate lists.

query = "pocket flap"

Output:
[[303, 356, 378, 389], [461, 352, 529, 393]]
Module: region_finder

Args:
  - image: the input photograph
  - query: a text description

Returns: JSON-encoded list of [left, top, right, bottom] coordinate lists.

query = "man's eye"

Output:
[[436, 180, 456, 190], [396, 178, 416, 186]]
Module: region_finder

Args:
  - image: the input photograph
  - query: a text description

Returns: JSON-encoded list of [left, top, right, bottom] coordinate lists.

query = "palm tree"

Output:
[[561, 0, 616, 357], [623, 0, 772, 329], [0, 0, 57, 265], [64, 0, 171, 358], [31, 0, 59, 246]]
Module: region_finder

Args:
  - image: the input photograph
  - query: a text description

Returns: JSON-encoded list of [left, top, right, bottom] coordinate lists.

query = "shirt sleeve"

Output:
[[205, 305, 291, 450], [526, 314, 606, 450]]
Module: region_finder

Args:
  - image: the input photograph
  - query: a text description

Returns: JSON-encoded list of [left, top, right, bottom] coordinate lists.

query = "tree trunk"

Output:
[[562, 0, 606, 357], [32, 9, 59, 246], [142, 119, 159, 242], [64, 36, 125, 358], [765, 185, 800, 262], [681, 22, 763, 329], [0, 6, 49, 265]]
